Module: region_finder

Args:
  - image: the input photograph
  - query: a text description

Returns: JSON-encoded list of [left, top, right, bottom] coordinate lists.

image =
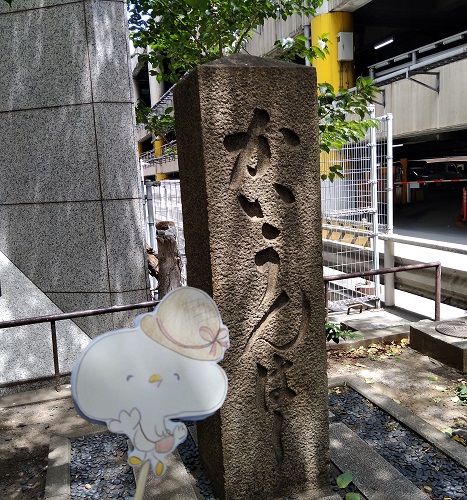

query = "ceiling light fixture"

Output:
[[374, 37, 394, 50]]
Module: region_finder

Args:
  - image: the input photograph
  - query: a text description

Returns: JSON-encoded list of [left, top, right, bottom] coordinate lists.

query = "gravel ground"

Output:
[[70, 434, 135, 499], [68, 378, 467, 500], [69, 386, 466, 500], [329, 386, 467, 500], [1, 342, 465, 499], [69, 423, 364, 500]]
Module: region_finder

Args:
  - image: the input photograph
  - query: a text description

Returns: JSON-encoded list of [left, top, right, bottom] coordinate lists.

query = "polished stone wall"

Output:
[[0, 0, 149, 346]]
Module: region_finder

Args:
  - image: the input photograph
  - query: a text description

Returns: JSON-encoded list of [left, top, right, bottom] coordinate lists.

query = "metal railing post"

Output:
[[50, 321, 61, 392], [0, 300, 159, 392], [435, 264, 441, 321], [304, 25, 311, 67], [384, 112, 395, 306], [369, 105, 381, 307], [145, 181, 156, 250], [324, 281, 329, 322], [324, 262, 441, 321]]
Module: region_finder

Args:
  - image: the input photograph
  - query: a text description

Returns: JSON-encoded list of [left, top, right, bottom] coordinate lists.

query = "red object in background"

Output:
[[462, 188, 467, 222]]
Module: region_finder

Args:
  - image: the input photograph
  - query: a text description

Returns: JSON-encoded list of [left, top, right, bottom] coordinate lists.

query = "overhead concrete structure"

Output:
[[245, 0, 467, 161], [0, 0, 149, 344]]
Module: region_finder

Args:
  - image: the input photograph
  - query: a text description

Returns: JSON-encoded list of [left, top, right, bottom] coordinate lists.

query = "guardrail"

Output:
[[0, 262, 442, 393], [368, 30, 467, 84], [323, 262, 442, 322], [0, 301, 159, 392]]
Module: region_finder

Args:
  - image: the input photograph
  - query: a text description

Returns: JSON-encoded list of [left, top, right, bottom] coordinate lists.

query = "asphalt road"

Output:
[[394, 187, 467, 245]]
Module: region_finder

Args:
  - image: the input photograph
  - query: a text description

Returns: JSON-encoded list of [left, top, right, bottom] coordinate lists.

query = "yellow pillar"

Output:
[[311, 12, 354, 90], [154, 137, 168, 180], [154, 138, 164, 157]]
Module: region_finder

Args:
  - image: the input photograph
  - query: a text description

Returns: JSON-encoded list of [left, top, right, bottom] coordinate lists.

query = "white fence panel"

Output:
[[321, 110, 393, 310], [143, 180, 187, 293]]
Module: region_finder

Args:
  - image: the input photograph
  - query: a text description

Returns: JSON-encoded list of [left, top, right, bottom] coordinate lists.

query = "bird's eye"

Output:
[[126, 375, 134, 382], [173, 373, 180, 381]]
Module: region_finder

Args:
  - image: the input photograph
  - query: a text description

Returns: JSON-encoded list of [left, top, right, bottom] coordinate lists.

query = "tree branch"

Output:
[[233, 14, 258, 53], [158, 0, 209, 55]]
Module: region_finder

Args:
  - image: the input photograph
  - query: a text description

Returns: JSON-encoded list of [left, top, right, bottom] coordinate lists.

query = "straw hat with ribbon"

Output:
[[139, 287, 229, 362]]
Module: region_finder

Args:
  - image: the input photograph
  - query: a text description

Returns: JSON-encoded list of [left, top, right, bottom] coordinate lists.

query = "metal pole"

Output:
[[323, 261, 441, 281], [145, 181, 156, 250], [384, 113, 395, 306], [140, 160, 149, 243], [435, 264, 441, 321], [369, 105, 381, 307], [386, 113, 394, 234], [304, 25, 311, 67], [50, 321, 61, 392], [322, 261, 442, 321], [324, 281, 329, 322]]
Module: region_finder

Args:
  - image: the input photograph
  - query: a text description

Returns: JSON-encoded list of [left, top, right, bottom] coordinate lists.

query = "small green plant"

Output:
[[455, 383, 467, 405], [135, 102, 176, 142], [336, 471, 361, 500], [325, 321, 362, 344]]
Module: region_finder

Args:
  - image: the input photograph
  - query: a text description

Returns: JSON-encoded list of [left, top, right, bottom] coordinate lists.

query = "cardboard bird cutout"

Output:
[[71, 287, 229, 478]]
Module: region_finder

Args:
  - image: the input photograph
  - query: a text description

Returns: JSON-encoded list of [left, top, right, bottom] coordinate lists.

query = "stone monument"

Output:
[[174, 55, 333, 499]]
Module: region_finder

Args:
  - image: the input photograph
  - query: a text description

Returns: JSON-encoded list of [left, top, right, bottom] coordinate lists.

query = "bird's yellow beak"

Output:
[[149, 373, 163, 384]]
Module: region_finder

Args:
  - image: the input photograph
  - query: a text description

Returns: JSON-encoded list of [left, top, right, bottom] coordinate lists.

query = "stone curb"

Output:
[[44, 429, 107, 500], [44, 435, 70, 500], [328, 375, 467, 469], [0, 385, 72, 409], [330, 422, 428, 500]]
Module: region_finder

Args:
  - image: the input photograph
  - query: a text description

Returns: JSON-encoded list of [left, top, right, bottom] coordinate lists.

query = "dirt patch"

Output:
[[0, 397, 100, 499], [327, 340, 467, 432], [0, 341, 465, 499]]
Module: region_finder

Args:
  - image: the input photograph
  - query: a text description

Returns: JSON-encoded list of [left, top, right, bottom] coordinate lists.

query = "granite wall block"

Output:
[[0, 2, 92, 112], [0, 0, 148, 342], [102, 199, 148, 292], [0, 202, 109, 293], [84, 0, 133, 103], [93, 103, 141, 200], [0, 105, 101, 204]]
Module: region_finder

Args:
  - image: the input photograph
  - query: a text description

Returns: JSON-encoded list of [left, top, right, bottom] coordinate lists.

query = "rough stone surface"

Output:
[[174, 54, 330, 499], [0, 0, 149, 347]]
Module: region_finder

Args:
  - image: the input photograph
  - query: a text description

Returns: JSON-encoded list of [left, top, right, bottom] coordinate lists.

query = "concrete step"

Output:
[[410, 317, 467, 372], [326, 308, 430, 350], [329, 422, 428, 500]]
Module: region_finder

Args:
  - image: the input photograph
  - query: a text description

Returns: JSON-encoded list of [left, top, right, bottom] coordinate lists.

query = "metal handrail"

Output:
[[368, 30, 467, 83], [0, 300, 159, 392], [324, 262, 442, 322], [1, 262, 442, 392]]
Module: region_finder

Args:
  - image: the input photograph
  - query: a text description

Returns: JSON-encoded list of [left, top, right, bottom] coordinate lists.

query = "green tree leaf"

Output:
[[336, 470, 354, 489], [129, 0, 378, 181], [345, 493, 361, 500], [185, 0, 208, 10]]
